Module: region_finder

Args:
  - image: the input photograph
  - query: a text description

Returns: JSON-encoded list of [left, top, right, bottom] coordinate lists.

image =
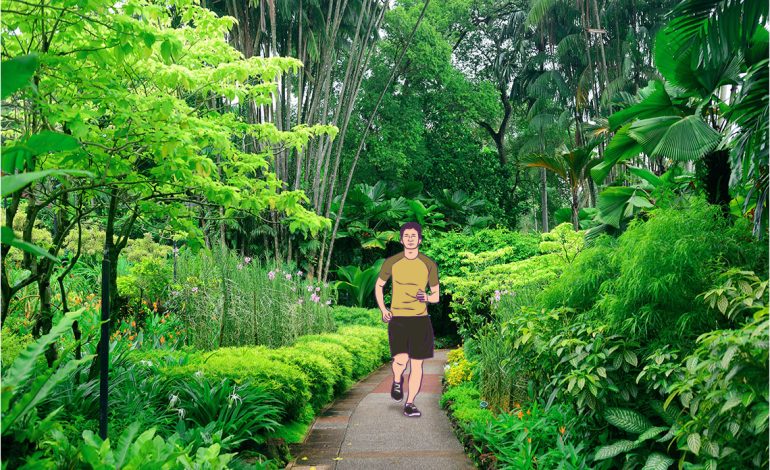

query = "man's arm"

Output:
[[375, 277, 389, 313], [427, 283, 440, 303]]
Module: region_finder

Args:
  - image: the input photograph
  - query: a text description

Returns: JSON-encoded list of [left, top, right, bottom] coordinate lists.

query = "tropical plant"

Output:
[[333, 259, 385, 308], [593, 406, 677, 469]]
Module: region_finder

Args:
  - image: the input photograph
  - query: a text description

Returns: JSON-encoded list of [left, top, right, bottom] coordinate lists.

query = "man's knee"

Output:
[[410, 358, 423, 368], [393, 353, 409, 366]]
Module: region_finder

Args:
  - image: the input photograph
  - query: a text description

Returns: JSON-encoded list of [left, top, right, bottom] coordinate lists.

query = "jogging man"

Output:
[[375, 222, 440, 417]]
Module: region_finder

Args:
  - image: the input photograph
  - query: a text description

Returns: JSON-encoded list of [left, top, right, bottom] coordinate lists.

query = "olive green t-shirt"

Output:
[[378, 252, 439, 317]]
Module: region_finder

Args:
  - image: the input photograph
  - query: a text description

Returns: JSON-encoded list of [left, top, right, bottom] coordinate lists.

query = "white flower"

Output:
[[325, 300, 332, 305], [315, 286, 320, 292], [307, 285, 314, 292], [177, 408, 186, 419], [228, 386, 242, 406], [169, 393, 180, 407], [237, 263, 243, 270], [296, 270, 302, 276], [244, 256, 252, 264], [194, 370, 204, 378], [285, 273, 292, 280]]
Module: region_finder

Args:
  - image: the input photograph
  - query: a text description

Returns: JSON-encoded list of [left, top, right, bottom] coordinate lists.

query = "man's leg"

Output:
[[392, 353, 408, 383], [405, 358, 423, 404]]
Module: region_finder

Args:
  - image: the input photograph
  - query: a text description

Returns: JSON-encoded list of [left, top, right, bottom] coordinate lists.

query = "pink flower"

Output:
[[244, 257, 252, 264], [307, 285, 314, 292], [285, 273, 292, 280], [315, 286, 320, 292], [310, 293, 320, 302], [268, 271, 275, 280], [191, 287, 199, 293]]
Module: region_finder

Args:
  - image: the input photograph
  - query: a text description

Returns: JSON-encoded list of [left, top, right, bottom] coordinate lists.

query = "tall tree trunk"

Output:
[[322, 0, 431, 282], [540, 168, 549, 232]]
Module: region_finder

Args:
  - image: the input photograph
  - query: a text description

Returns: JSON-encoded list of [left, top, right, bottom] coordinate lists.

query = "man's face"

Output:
[[401, 228, 421, 249]]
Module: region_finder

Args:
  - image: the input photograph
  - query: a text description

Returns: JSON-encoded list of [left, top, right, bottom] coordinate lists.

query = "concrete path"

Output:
[[286, 349, 475, 470]]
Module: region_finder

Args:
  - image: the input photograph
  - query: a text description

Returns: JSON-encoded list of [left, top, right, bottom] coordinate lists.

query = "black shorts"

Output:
[[388, 315, 434, 359]]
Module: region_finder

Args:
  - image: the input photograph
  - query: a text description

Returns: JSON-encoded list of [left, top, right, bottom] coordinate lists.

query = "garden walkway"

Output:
[[286, 349, 475, 469]]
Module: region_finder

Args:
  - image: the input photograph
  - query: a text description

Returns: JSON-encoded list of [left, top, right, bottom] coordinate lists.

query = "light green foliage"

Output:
[[421, 228, 540, 278], [332, 306, 385, 328], [0, 326, 35, 368], [117, 257, 172, 305], [123, 233, 173, 264], [263, 348, 337, 412], [439, 381, 495, 427], [294, 328, 387, 380], [600, 199, 766, 340], [540, 235, 618, 311], [62, 224, 106, 259], [165, 347, 311, 423], [443, 223, 581, 339], [292, 341, 353, 395], [538, 222, 585, 263]]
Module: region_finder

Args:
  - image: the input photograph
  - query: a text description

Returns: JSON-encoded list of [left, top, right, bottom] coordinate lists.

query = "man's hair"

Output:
[[400, 222, 422, 241]]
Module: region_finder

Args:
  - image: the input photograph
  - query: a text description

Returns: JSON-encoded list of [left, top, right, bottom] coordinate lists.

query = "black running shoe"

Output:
[[390, 378, 403, 401], [403, 402, 421, 417]]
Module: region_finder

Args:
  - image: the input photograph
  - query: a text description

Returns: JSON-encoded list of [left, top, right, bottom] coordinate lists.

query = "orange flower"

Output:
[[161, 318, 165, 324], [516, 410, 524, 419], [131, 321, 136, 328], [129, 335, 135, 341], [526, 409, 531, 415], [514, 402, 521, 409], [152, 301, 158, 312], [160, 336, 165, 344], [559, 426, 566, 435], [527, 437, 532, 443]]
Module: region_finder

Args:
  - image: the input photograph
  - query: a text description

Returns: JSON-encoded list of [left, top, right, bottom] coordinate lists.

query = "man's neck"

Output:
[[404, 248, 419, 259]]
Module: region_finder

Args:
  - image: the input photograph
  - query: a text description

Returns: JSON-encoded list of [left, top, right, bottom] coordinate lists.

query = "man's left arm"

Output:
[[427, 260, 440, 303], [427, 283, 440, 303]]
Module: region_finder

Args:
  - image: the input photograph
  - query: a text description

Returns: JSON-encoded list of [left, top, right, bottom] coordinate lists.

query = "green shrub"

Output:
[[336, 325, 390, 362], [421, 228, 540, 278], [117, 257, 172, 305], [163, 347, 311, 422], [540, 234, 618, 311], [440, 381, 494, 427], [444, 253, 566, 339], [122, 232, 173, 264], [291, 341, 353, 395], [264, 348, 337, 412], [0, 327, 36, 369], [332, 306, 384, 327], [294, 333, 377, 380], [601, 199, 766, 342]]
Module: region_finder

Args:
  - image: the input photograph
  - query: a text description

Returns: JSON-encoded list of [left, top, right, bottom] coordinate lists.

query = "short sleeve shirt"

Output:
[[378, 252, 439, 316]]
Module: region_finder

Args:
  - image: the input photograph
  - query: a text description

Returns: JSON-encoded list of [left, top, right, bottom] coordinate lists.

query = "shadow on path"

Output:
[[286, 349, 475, 469]]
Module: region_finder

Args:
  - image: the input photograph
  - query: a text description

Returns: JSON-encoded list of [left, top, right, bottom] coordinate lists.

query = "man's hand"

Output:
[[416, 289, 427, 303], [381, 309, 393, 323]]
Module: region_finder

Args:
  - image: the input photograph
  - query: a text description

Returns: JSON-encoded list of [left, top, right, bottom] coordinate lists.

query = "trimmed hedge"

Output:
[[297, 325, 387, 376], [332, 306, 385, 327], [263, 347, 337, 412], [158, 316, 389, 425], [292, 341, 353, 395], [163, 346, 310, 422]]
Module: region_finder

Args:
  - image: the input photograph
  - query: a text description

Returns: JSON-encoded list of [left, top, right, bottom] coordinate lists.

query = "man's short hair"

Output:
[[400, 222, 422, 240]]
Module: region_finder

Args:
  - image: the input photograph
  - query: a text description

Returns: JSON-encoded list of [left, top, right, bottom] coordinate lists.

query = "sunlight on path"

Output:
[[287, 349, 475, 469]]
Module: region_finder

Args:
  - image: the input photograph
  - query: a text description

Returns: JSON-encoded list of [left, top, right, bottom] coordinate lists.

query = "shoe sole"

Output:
[[403, 411, 421, 417]]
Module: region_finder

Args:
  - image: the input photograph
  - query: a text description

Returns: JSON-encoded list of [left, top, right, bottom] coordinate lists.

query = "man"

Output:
[[375, 222, 440, 418]]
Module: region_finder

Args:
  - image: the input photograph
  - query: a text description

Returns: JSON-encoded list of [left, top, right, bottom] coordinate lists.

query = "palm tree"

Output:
[[521, 138, 602, 230]]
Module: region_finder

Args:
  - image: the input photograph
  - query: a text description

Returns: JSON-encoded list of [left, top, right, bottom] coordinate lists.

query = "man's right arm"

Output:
[[375, 277, 391, 321]]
